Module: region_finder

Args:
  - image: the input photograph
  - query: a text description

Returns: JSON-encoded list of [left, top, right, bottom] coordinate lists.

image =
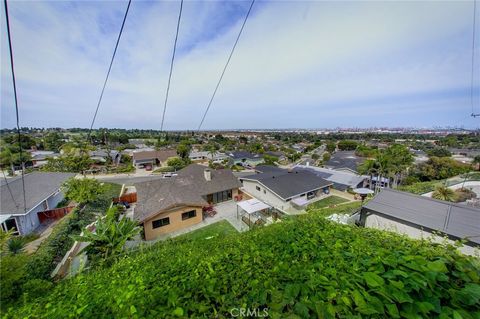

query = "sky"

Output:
[[1, 0, 479, 130]]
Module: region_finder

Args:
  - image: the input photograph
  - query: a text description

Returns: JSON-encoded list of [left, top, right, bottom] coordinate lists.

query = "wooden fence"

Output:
[[113, 192, 137, 204], [38, 206, 76, 224]]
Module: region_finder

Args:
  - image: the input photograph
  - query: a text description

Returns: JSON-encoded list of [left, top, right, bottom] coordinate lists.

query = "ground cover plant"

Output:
[[6, 203, 479, 318]]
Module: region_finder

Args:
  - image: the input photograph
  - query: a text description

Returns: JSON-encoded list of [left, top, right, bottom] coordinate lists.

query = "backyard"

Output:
[[175, 220, 238, 242], [307, 195, 349, 209]]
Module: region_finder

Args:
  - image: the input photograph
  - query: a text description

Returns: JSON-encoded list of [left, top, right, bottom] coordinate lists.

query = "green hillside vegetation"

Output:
[[5, 203, 480, 319]]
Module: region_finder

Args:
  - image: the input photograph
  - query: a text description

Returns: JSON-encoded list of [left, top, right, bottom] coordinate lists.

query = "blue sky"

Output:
[[1, 0, 479, 130]]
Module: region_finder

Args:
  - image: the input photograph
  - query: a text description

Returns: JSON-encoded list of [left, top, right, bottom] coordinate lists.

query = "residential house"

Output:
[[189, 151, 229, 163], [240, 166, 332, 214], [29, 150, 59, 168], [134, 164, 242, 240], [295, 165, 368, 191], [324, 151, 365, 174], [228, 151, 264, 167], [0, 172, 75, 235], [359, 188, 480, 255], [89, 150, 121, 165], [132, 150, 177, 169]]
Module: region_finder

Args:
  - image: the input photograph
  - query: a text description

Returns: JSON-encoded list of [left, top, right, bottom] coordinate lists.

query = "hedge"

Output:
[[7, 209, 480, 318]]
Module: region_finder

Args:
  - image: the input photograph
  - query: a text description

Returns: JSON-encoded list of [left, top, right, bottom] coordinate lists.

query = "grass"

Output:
[[307, 195, 349, 209], [175, 220, 238, 242], [398, 180, 446, 195]]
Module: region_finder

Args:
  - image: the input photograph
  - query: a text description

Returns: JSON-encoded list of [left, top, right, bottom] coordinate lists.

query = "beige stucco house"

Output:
[[134, 164, 241, 240]]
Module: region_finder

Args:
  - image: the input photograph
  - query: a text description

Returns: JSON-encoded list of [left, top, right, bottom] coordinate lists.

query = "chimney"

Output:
[[204, 168, 212, 181]]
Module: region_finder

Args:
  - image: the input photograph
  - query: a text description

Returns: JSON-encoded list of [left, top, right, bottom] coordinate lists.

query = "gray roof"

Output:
[[325, 151, 364, 173], [363, 188, 480, 245], [134, 164, 242, 222], [1, 172, 75, 215], [295, 165, 366, 191], [228, 151, 262, 160], [241, 168, 332, 200]]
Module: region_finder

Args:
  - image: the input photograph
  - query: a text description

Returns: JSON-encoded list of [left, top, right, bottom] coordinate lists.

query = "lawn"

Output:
[[175, 220, 238, 242], [307, 195, 349, 209]]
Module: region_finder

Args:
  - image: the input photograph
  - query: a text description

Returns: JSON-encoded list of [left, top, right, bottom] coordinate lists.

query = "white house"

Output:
[[240, 166, 332, 214], [0, 172, 75, 235]]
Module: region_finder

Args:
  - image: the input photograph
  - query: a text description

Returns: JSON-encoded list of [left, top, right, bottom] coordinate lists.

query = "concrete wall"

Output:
[[143, 205, 203, 241], [365, 213, 478, 256]]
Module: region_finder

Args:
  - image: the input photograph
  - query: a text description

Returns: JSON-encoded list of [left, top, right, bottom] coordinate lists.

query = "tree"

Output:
[[432, 185, 457, 202], [263, 154, 278, 166], [337, 140, 358, 151], [326, 142, 336, 153], [73, 207, 140, 264], [166, 157, 187, 170], [322, 152, 331, 163], [176, 143, 191, 160], [427, 148, 451, 158], [43, 132, 64, 152], [42, 151, 92, 174], [61, 178, 105, 205]]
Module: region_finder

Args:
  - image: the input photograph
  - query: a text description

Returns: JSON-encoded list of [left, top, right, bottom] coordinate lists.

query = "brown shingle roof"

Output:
[[133, 164, 242, 222]]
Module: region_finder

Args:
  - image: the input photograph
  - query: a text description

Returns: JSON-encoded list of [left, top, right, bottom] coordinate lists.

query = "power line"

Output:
[[88, 0, 132, 141], [2, 170, 19, 209], [471, 0, 479, 117], [160, 0, 184, 131], [197, 0, 256, 131], [4, 0, 27, 214]]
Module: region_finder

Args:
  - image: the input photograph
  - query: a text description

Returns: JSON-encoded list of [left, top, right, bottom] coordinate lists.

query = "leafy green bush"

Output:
[[0, 254, 28, 308], [8, 209, 480, 318], [398, 180, 445, 194]]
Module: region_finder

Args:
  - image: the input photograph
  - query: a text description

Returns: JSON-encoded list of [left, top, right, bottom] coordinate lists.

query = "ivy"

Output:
[[5, 211, 480, 318]]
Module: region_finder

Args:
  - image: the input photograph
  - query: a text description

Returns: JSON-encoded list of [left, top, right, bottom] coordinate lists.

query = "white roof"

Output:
[[291, 196, 310, 206], [237, 199, 271, 214], [0, 214, 12, 224], [295, 165, 366, 187]]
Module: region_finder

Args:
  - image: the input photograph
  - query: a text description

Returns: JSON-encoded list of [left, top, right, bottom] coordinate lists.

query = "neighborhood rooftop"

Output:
[[0, 172, 75, 215], [241, 167, 332, 200], [363, 188, 480, 245], [134, 164, 241, 222]]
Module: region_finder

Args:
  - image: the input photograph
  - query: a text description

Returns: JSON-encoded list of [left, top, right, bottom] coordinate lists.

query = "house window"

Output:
[[256, 186, 261, 191], [263, 190, 266, 194], [152, 217, 170, 229], [182, 210, 197, 220]]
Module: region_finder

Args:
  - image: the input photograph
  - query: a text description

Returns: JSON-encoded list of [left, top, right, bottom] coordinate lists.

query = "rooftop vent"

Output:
[[204, 168, 212, 181]]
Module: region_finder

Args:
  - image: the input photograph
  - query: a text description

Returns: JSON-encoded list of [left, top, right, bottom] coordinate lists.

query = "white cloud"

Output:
[[1, 0, 478, 129]]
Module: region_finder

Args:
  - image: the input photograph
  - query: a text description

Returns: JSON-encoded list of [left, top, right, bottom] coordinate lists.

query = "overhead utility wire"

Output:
[[2, 170, 19, 209], [4, 0, 27, 214], [471, 0, 479, 117], [87, 0, 132, 141], [197, 0, 255, 131], [160, 0, 184, 131]]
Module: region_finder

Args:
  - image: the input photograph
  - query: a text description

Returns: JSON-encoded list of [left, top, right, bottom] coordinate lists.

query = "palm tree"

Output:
[[432, 185, 457, 202], [74, 207, 140, 263], [7, 237, 26, 255]]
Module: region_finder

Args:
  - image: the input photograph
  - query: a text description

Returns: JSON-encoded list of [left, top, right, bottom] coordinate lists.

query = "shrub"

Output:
[[0, 254, 28, 308], [62, 178, 106, 204], [8, 211, 480, 318]]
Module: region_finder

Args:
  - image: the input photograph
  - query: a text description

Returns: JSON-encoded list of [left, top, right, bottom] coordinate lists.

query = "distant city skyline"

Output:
[[1, 0, 480, 130]]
